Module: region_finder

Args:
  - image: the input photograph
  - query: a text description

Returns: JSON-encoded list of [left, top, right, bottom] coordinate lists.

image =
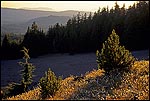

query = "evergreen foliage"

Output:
[[18, 47, 35, 92], [21, 22, 48, 57], [1, 34, 11, 59], [1, 1, 149, 60], [1, 34, 21, 60], [1, 34, 11, 49], [1, 47, 33, 99], [39, 68, 62, 99], [96, 29, 135, 72]]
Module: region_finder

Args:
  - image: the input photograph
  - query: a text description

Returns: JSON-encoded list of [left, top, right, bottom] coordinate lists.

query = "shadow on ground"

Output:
[[67, 69, 131, 100]]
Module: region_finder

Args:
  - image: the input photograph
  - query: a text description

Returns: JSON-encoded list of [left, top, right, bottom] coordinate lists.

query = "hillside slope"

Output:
[[6, 60, 149, 100]]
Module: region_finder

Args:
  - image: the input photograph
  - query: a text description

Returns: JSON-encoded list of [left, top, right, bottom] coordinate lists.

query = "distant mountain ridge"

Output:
[[1, 15, 71, 34], [20, 7, 54, 11], [1, 8, 92, 34]]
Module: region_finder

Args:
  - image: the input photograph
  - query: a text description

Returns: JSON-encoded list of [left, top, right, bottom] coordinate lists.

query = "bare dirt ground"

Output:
[[1, 50, 149, 87]]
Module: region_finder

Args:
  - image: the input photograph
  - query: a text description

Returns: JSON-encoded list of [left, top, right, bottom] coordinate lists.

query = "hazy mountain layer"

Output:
[[1, 8, 91, 34]]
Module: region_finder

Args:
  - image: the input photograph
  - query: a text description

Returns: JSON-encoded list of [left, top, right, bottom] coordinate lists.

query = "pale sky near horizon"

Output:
[[1, 1, 138, 12]]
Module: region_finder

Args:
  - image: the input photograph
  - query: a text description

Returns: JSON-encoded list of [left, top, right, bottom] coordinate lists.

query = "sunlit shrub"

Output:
[[39, 68, 62, 99], [96, 29, 135, 72]]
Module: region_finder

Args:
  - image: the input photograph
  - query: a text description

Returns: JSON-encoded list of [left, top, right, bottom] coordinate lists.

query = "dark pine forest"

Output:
[[1, 1, 149, 60]]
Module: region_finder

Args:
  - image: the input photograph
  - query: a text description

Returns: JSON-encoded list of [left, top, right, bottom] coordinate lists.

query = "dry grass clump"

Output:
[[7, 87, 41, 100], [69, 68, 124, 100], [85, 69, 105, 79], [48, 69, 105, 100], [6, 60, 149, 100], [6, 69, 105, 100], [106, 60, 149, 100]]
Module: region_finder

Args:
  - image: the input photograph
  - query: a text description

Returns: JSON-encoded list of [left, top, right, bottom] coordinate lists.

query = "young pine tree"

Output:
[[18, 47, 35, 92], [39, 68, 62, 99], [1, 34, 11, 59], [96, 29, 135, 72]]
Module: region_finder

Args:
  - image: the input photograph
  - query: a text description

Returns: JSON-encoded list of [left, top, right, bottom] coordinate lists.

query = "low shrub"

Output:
[[96, 29, 135, 72], [39, 68, 62, 99]]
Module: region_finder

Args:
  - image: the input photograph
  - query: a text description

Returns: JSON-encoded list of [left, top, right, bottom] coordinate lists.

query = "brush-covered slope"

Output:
[[6, 60, 149, 100]]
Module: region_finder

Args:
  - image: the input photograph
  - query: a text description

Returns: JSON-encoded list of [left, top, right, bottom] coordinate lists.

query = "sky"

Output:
[[1, 1, 138, 12]]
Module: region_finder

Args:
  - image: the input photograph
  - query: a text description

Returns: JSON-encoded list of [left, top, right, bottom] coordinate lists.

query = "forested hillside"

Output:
[[1, 1, 149, 60]]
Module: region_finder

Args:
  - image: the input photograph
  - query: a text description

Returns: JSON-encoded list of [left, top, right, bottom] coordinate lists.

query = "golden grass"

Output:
[[48, 69, 105, 100], [7, 87, 41, 100], [6, 60, 149, 100], [106, 61, 149, 100]]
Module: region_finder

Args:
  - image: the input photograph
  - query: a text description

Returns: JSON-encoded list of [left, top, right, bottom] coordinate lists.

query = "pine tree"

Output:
[[39, 68, 62, 99], [31, 21, 38, 31], [18, 47, 35, 92], [2, 34, 11, 49], [21, 22, 47, 57], [1, 34, 11, 59], [96, 29, 135, 72]]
